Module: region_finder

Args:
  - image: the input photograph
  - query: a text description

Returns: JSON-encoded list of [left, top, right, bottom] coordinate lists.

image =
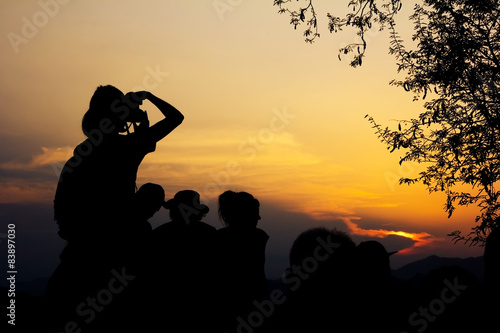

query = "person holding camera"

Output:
[[54, 84, 183, 243], [45, 85, 183, 332]]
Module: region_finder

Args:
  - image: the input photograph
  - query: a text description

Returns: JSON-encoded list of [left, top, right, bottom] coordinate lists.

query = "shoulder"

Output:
[[216, 227, 231, 236], [216, 227, 233, 242], [129, 130, 156, 144], [188, 222, 217, 242], [217, 227, 269, 242], [254, 228, 270, 244], [198, 222, 217, 232], [254, 228, 269, 237], [152, 221, 175, 234]]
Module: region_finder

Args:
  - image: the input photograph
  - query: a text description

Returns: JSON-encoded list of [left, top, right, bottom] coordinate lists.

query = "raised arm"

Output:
[[147, 92, 184, 142], [129, 91, 184, 142]]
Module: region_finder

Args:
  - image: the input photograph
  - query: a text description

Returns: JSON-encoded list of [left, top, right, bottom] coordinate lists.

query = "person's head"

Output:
[[135, 183, 165, 220], [287, 227, 356, 294], [354, 240, 395, 286], [218, 190, 260, 228], [289, 227, 355, 267], [484, 227, 500, 286], [82, 85, 126, 136], [163, 190, 209, 224]]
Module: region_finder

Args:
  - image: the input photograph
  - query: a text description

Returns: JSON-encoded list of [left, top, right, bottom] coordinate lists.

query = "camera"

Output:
[[119, 92, 150, 134], [121, 107, 148, 135], [125, 106, 148, 123]]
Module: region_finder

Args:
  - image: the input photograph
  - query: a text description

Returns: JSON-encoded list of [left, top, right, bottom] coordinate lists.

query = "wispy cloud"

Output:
[[0, 146, 72, 171], [0, 179, 56, 204], [341, 216, 438, 255], [0, 146, 72, 204]]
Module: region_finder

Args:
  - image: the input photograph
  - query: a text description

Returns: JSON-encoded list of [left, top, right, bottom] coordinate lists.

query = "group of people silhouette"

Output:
[[43, 85, 500, 333]]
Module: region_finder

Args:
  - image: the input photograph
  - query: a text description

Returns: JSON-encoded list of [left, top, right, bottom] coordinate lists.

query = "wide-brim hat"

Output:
[[163, 190, 209, 215]]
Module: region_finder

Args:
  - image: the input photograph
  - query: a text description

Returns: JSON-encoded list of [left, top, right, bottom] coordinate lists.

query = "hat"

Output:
[[163, 190, 209, 215]]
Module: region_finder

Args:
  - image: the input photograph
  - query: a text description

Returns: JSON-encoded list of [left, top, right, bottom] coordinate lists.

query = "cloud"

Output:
[[0, 130, 464, 264], [341, 216, 438, 255], [0, 179, 57, 204], [0, 146, 71, 204], [135, 126, 444, 261], [136, 128, 321, 199], [0, 146, 73, 171]]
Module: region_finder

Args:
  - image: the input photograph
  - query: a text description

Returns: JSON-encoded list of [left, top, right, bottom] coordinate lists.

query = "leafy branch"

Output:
[[328, 0, 403, 67], [273, 0, 320, 43], [274, 0, 500, 244], [273, 0, 404, 66]]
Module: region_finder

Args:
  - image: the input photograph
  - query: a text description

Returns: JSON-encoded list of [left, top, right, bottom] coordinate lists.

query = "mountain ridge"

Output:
[[391, 254, 484, 282], [2, 255, 486, 298]]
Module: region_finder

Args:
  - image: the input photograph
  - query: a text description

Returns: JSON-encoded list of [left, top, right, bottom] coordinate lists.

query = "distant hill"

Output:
[[4, 255, 486, 299], [391, 255, 484, 282]]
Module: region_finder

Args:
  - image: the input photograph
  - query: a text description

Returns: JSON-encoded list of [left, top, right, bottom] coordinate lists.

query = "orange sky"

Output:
[[0, 0, 485, 279]]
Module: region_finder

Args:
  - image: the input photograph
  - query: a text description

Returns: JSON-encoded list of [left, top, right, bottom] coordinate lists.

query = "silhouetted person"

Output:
[[45, 85, 183, 332], [147, 190, 218, 333], [95, 182, 166, 332], [401, 265, 481, 333], [352, 240, 399, 332], [483, 227, 500, 332], [129, 182, 165, 235], [54, 85, 183, 243], [265, 227, 356, 333], [216, 190, 269, 332], [484, 227, 500, 289]]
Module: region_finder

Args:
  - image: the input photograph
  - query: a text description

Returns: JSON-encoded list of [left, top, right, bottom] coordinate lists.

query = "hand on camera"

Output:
[[125, 91, 149, 106]]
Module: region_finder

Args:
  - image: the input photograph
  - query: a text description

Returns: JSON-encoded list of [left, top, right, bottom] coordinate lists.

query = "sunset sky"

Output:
[[0, 0, 485, 281]]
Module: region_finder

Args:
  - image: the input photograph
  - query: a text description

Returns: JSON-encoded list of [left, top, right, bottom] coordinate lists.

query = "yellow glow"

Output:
[[0, 1, 485, 263]]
